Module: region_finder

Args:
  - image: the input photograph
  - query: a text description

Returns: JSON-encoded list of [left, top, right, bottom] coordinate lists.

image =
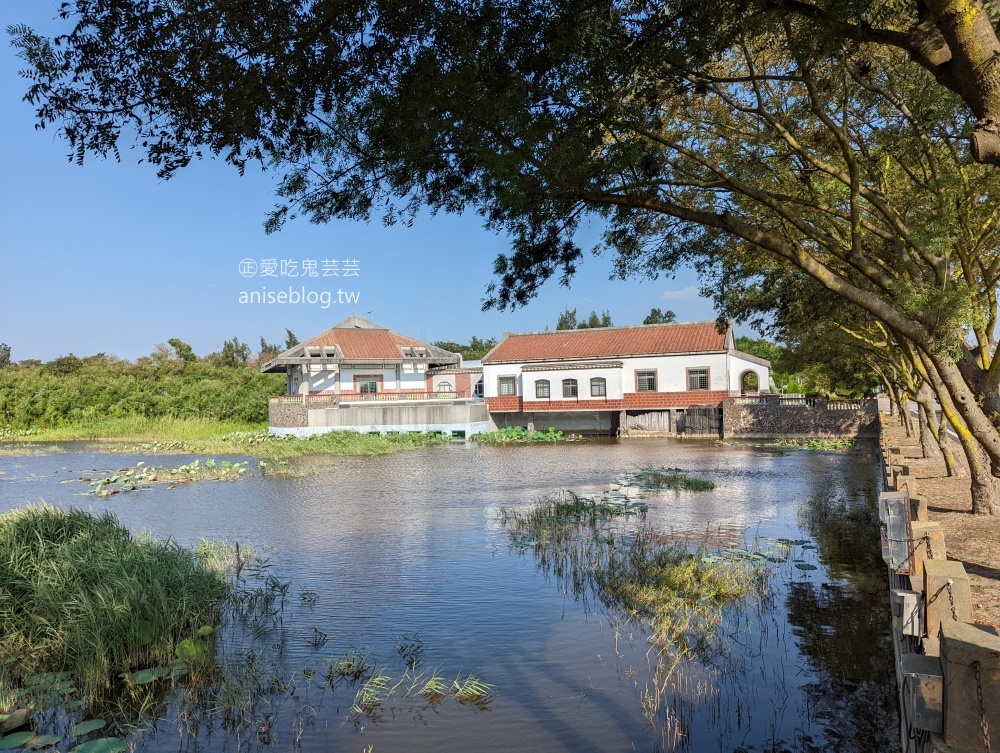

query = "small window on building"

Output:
[[359, 380, 379, 394], [498, 376, 517, 396], [562, 378, 578, 398], [688, 368, 709, 391], [636, 370, 657, 392], [437, 380, 453, 393], [473, 378, 484, 397], [535, 379, 550, 399], [591, 377, 607, 397]]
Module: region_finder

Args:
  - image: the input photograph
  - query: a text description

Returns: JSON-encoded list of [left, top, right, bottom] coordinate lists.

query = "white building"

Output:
[[481, 321, 770, 434]]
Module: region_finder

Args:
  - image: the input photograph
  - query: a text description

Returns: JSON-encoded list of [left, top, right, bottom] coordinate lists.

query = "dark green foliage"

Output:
[[0, 343, 10, 369], [0, 353, 283, 428], [430, 335, 498, 361], [258, 337, 281, 357], [45, 354, 83, 375], [556, 308, 578, 331], [0, 505, 226, 701], [168, 338, 197, 362], [556, 308, 612, 330], [642, 308, 675, 325], [284, 329, 299, 349], [213, 337, 251, 368]]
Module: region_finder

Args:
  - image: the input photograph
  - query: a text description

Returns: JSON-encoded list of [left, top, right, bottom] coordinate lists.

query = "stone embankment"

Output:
[[878, 411, 999, 753]]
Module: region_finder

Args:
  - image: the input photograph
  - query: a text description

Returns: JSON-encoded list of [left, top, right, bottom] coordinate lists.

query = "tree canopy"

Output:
[[11, 0, 1000, 511], [643, 308, 676, 325]]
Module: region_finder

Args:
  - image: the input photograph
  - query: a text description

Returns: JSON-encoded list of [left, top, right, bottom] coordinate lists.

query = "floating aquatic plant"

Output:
[[625, 467, 715, 492]]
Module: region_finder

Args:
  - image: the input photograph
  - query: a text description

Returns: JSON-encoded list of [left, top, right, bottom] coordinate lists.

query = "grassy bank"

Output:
[[0, 505, 226, 703], [1, 416, 261, 443], [0, 417, 445, 459]]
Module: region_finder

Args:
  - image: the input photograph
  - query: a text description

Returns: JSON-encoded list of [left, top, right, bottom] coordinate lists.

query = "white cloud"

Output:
[[659, 286, 701, 302]]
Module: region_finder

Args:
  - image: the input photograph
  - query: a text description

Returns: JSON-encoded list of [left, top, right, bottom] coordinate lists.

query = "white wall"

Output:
[[484, 351, 772, 397], [288, 363, 431, 393], [521, 368, 622, 402], [621, 352, 730, 393], [727, 354, 770, 393]]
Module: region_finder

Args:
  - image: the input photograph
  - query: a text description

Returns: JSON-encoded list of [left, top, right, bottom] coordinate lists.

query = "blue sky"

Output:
[[1, 2, 722, 363]]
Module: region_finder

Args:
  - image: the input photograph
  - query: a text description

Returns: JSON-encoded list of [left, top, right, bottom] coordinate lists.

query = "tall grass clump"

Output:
[[627, 467, 715, 492], [501, 490, 768, 659], [0, 505, 227, 702]]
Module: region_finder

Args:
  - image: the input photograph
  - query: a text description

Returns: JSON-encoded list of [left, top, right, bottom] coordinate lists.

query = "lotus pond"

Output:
[[0, 439, 897, 752]]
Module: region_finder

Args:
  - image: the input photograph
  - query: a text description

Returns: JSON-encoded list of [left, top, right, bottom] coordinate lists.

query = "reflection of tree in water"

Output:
[[780, 488, 900, 753]]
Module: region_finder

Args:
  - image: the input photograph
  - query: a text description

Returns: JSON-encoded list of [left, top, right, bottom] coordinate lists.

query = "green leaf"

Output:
[[25, 734, 64, 749], [0, 732, 37, 750], [72, 738, 128, 753], [794, 563, 819, 571], [175, 638, 204, 660], [196, 625, 218, 637], [2, 709, 28, 732], [71, 720, 106, 737], [127, 669, 157, 685]]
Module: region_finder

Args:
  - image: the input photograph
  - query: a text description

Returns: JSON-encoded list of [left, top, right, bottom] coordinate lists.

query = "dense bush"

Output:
[[0, 355, 284, 428]]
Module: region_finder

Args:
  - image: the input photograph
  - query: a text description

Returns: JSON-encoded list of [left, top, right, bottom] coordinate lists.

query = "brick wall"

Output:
[[486, 396, 524, 412], [522, 398, 626, 411], [624, 390, 729, 409]]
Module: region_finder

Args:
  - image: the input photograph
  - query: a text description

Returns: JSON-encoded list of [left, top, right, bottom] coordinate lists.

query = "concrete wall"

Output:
[[722, 398, 879, 438], [270, 400, 490, 436], [490, 410, 615, 434]]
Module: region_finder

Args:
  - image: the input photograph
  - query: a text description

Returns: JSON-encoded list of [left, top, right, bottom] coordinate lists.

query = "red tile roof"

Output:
[[482, 322, 727, 364], [306, 328, 428, 360]]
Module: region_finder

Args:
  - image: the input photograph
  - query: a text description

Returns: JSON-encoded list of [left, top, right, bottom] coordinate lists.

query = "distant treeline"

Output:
[[0, 339, 284, 429]]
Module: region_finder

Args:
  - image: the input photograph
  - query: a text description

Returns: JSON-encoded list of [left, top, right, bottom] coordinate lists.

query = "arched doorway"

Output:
[[740, 370, 759, 395]]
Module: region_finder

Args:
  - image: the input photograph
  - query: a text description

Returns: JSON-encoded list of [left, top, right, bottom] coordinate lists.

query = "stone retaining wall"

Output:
[[878, 417, 999, 753], [722, 397, 879, 438]]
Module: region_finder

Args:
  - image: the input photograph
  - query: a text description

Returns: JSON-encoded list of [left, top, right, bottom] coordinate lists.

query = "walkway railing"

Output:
[[726, 395, 875, 409], [270, 391, 469, 406], [342, 390, 468, 402]]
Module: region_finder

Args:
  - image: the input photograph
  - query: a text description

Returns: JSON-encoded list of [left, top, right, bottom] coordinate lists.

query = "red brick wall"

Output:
[[624, 390, 729, 409], [455, 373, 472, 394], [489, 391, 727, 413], [522, 399, 625, 411], [486, 396, 524, 412]]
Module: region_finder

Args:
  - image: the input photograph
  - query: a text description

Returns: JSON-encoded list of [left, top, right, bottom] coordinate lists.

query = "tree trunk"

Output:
[[896, 387, 914, 436], [917, 402, 938, 459], [969, 443, 1000, 516], [938, 419, 962, 477], [915, 385, 962, 476], [920, 353, 999, 513]]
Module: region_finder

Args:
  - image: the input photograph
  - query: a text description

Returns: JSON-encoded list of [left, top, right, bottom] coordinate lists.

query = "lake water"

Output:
[[0, 439, 899, 752]]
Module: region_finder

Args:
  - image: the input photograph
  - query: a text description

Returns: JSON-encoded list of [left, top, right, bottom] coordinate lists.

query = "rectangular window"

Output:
[[359, 380, 379, 394], [636, 370, 657, 392], [498, 376, 517, 396], [562, 379, 578, 398], [591, 377, 607, 397], [687, 368, 709, 390], [535, 379, 550, 399]]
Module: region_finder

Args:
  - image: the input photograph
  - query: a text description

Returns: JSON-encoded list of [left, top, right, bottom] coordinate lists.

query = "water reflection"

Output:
[[0, 440, 897, 752]]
